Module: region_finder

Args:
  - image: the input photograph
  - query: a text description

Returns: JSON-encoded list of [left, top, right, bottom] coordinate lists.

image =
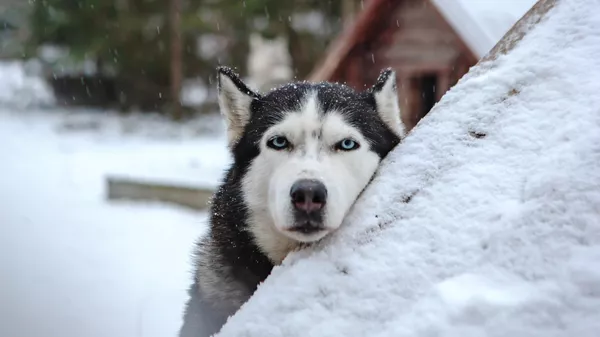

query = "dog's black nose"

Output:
[[290, 179, 327, 213]]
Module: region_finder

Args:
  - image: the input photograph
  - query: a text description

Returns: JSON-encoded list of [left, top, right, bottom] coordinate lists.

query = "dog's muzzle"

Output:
[[289, 179, 327, 234]]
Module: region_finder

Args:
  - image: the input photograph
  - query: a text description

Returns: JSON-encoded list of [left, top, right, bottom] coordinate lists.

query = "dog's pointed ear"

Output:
[[217, 66, 261, 148], [369, 68, 405, 138]]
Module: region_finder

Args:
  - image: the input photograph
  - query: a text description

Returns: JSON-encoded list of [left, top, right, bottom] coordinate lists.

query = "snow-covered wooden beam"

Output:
[[216, 0, 600, 335], [105, 176, 213, 211]]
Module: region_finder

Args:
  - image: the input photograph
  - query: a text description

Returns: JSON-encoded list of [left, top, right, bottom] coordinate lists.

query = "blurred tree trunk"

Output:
[[96, 57, 104, 76], [342, 0, 359, 28], [170, 0, 183, 120]]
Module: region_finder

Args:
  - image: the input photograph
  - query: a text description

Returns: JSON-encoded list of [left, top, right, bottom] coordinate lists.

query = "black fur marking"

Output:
[[315, 81, 401, 158], [217, 66, 261, 99], [369, 67, 396, 93], [209, 168, 273, 290]]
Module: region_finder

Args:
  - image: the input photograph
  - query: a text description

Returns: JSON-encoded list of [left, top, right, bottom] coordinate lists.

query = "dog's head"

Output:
[[217, 67, 404, 262]]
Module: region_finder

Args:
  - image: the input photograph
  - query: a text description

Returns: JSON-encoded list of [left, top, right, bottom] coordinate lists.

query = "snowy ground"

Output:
[[218, 1, 600, 336], [0, 63, 230, 337], [44, 109, 230, 188]]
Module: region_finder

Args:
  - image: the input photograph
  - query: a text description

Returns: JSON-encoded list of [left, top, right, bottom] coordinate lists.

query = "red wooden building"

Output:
[[309, 0, 491, 130]]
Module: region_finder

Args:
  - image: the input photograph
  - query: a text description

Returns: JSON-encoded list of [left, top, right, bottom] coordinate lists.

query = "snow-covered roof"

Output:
[[309, 0, 537, 82], [217, 0, 600, 335], [436, 0, 538, 58]]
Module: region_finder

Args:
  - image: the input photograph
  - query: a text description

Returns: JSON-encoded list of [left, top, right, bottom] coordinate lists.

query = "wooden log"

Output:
[[105, 176, 214, 211]]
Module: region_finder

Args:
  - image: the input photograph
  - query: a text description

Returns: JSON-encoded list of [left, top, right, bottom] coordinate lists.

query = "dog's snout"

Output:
[[290, 179, 327, 213]]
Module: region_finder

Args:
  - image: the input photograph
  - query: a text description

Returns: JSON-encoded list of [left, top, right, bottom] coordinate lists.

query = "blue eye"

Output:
[[336, 138, 360, 151], [267, 136, 290, 150]]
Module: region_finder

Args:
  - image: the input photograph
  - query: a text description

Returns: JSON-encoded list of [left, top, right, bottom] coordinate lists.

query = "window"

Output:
[[419, 73, 438, 117]]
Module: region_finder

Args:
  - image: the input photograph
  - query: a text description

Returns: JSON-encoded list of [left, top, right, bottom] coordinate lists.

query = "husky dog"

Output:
[[247, 33, 294, 92], [179, 66, 404, 337]]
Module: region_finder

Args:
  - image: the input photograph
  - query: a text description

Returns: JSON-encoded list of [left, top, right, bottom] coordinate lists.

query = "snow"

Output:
[[436, 0, 538, 58], [181, 79, 210, 107], [0, 61, 56, 109], [9, 109, 230, 187], [216, 1, 600, 336], [0, 75, 230, 336], [291, 11, 332, 36], [57, 112, 230, 187], [459, 0, 538, 45]]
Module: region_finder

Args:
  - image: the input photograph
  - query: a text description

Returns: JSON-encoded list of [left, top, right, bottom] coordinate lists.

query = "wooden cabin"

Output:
[[309, 0, 490, 131]]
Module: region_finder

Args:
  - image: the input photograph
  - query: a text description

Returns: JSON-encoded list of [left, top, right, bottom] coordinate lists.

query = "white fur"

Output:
[[242, 93, 381, 263], [374, 71, 406, 138], [247, 33, 293, 92], [218, 73, 255, 147]]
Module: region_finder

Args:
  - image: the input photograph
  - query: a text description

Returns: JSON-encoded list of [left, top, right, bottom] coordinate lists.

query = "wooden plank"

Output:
[[105, 176, 214, 211]]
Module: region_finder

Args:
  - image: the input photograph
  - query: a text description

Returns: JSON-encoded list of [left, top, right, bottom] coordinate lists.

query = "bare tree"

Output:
[[342, 0, 359, 28], [170, 0, 183, 120]]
